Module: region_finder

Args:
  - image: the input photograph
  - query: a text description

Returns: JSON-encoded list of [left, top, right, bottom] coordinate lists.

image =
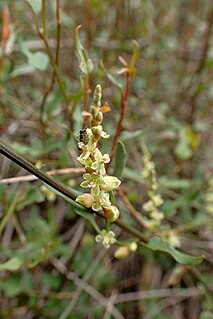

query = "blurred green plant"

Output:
[[0, 1, 213, 318]]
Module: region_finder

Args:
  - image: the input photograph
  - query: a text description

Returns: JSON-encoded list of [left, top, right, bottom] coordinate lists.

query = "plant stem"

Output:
[[34, 14, 69, 107], [0, 142, 147, 242], [83, 74, 89, 128], [42, 0, 46, 36], [40, 0, 62, 124], [0, 143, 76, 201], [109, 73, 131, 162], [0, 189, 19, 235]]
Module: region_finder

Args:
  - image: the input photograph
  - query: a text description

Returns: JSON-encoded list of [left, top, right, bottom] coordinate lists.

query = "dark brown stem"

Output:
[[109, 73, 131, 163], [117, 188, 147, 229], [0, 142, 76, 201], [0, 142, 147, 242]]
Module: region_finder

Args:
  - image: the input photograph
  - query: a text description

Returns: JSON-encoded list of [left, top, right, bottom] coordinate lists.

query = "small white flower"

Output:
[[95, 229, 116, 249], [150, 210, 164, 222], [152, 194, 164, 207], [143, 200, 155, 212], [76, 193, 95, 208], [92, 191, 111, 211], [91, 149, 110, 175], [101, 176, 121, 191]]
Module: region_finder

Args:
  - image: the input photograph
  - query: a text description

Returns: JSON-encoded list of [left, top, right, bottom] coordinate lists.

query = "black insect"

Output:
[[79, 129, 86, 143], [77, 128, 87, 151]]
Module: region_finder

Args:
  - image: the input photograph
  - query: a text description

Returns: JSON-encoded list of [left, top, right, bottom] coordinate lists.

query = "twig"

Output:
[[83, 74, 89, 128], [113, 287, 203, 304], [51, 258, 125, 319], [0, 167, 85, 184], [41, 0, 46, 36], [110, 73, 131, 162], [103, 290, 118, 319], [34, 14, 69, 107], [40, 0, 61, 123], [0, 188, 20, 235], [143, 296, 187, 319], [59, 249, 107, 319], [117, 187, 147, 229]]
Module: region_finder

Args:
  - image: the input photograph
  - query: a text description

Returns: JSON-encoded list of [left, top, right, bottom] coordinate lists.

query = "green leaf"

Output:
[[17, 188, 45, 211], [140, 238, 204, 265], [199, 311, 213, 319], [18, 37, 49, 71], [99, 61, 123, 90], [0, 257, 22, 272], [121, 129, 143, 142], [114, 140, 126, 178], [129, 40, 139, 76], [28, 51, 49, 71], [75, 25, 93, 75], [175, 139, 192, 160], [159, 177, 191, 189], [123, 167, 143, 183], [10, 64, 36, 78], [26, 0, 42, 14]]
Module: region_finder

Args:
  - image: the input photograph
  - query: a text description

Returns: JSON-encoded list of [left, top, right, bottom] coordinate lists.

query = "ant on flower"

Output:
[[77, 128, 87, 151]]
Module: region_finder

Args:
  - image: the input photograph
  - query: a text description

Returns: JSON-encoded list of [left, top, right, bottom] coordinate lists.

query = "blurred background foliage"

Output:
[[0, 0, 213, 318]]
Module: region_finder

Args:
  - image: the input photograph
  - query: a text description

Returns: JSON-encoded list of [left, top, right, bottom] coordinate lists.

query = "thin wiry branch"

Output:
[[51, 258, 125, 319]]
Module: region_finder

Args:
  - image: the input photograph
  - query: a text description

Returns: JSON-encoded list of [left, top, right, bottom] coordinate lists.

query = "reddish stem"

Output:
[[83, 74, 89, 128], [109, 73, 131, 162], [0, 6, 10, 74]]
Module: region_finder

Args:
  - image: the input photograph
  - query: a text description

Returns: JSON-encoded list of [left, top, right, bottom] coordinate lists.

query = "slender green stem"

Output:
[[0, 189, 19, 235], [40, 0, 62, 124], [42, 0, 46, 36], [34, 15, 69, 107]]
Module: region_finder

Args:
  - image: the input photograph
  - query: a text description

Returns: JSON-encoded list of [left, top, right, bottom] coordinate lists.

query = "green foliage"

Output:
[[26, 0, 42, 14], [0, 0, 213, 318], [141, 238, 204, 266]]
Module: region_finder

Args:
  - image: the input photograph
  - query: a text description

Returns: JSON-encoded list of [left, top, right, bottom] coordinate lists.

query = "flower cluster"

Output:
[[76, 85, 121, 248], [162, 231, 181, 248], [204, 177, 213, 216], [141, 145, 180, 248], [142, 145, 164, 229]]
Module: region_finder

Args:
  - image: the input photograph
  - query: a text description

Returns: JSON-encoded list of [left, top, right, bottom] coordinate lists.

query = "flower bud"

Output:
[[91, 105, 99, 118], [92, 125, 103, 140], [93, 84, 102, 107], [96, 111, 103, 122], [76, 193, 94, 208], [114, 246, 129, 259], [129, 242, 138, 252], [91, 112, 103, 126], [40, 185, 56, 202], [101, 176, 121, 191], [103, 205, 120, 222]]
